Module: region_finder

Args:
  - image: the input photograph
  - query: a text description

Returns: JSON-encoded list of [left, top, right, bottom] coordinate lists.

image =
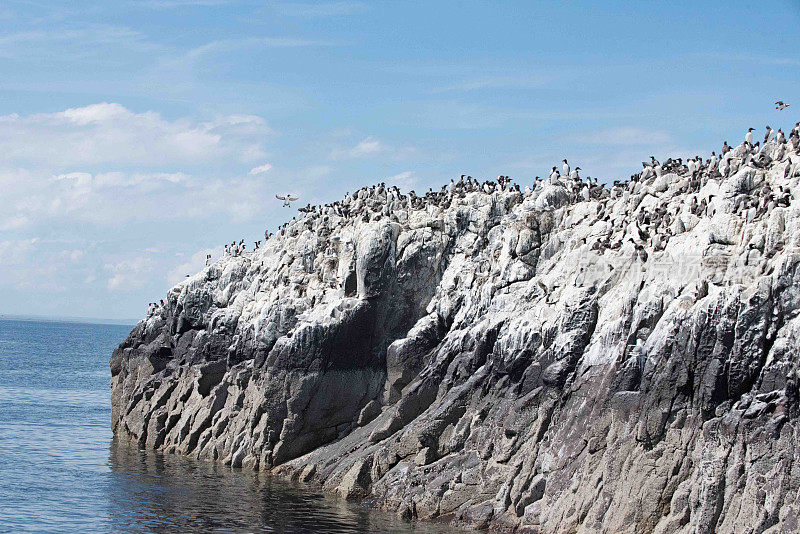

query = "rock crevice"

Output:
[[112, 135, 800, 532]]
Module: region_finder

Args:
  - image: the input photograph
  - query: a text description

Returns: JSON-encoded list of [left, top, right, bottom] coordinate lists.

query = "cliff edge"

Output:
[[112, 132, 800, 532]]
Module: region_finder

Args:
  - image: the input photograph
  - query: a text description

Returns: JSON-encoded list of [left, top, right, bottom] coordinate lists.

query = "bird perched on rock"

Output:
[[745, 128, 755, 146], [276, 194, 299, 207], [775, 100, 790, 111], [640, 162, 654, 180], [636, 244, 648, 263]]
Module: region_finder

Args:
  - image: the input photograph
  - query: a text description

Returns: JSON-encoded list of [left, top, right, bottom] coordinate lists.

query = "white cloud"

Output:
[[0, 103, 279, 234], [330, 136, 383, 159], [0, 103, 272, 167], [0, 238, 37, 267], [57, 248, 85, 262], [383, 171, 417, 191], [696, 52, 800, 68], [249, 163, 273, 175], [0, 168, 278, 229], [399, 101, 522, 130], [0, 26, 161, 60], [131, 0, 233, 8], [167, 246, 223, 285], [0, 214, 28, 231], [105, 256, 157, 291], [431, 74, 554, 93], [569, 127, 673, 146], [329, 136, 414, 160], [0, 238, 68, 291], [274, 2, 366, 17], [167, 37, 335, 73]]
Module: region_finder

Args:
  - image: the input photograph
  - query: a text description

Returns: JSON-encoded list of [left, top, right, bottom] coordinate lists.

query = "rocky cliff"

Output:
[[112, 131, 800, 533]]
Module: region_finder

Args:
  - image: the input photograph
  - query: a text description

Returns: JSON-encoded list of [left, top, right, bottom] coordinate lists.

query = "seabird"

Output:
[[562, 159, 570, 176], [635, 221, 649, 242], [275, 194, 299, 207], [775, 101, 790, 111], [640, 162, 654, 180], [745, 128, 754, 146], [635, 243, 648, 263]]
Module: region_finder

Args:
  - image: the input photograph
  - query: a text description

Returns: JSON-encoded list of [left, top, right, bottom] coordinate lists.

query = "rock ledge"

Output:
[[112, 134, 800, 532]]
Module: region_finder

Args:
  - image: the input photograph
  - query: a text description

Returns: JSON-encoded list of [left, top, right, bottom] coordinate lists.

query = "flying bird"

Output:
[[275, 194, 299, 207], [775, 101, 790, 111]]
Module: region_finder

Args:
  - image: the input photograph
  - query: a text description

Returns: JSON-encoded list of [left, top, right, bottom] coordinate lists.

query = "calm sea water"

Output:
[[0, 319, 458, 533]]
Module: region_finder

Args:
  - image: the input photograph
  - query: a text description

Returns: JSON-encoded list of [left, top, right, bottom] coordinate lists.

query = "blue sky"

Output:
[[1, 0, 798, 321]]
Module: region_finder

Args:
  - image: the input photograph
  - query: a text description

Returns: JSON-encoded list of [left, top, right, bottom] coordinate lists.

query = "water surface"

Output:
[[0, 319, 458, 533]]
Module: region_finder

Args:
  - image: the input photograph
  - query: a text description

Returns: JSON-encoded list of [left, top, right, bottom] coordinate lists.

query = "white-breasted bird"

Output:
[[562, 159, 570, 176], [708, 152, 718, 171], [745, 128, 754, 146], [640, 161, 653, 180], [775, 100, 790, 111], [275, 194, 299, 207]]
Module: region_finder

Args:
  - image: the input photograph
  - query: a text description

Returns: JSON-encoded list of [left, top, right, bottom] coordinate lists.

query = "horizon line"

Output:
[[0, 313, 137, 327]]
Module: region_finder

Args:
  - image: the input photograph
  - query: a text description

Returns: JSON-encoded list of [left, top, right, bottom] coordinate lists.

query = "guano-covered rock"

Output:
[[112, 134, 800, 532]]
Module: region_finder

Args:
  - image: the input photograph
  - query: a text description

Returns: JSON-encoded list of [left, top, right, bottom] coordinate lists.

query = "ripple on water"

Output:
[[0, 319, 460, 533]]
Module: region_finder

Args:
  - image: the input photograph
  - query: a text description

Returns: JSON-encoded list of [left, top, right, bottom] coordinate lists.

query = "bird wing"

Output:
[[275, 195, 286, 200], [288, 196, 298, 201]]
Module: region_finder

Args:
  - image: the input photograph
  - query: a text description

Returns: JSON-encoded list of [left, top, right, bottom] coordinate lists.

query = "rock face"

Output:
[[112, 136, 800, 532]]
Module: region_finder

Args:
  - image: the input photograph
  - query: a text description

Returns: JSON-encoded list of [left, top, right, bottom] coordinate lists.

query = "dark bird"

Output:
[[775, 100, 790, 111]]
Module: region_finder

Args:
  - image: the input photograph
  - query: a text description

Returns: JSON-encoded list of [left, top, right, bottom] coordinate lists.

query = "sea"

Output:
[[0, 319, 458, 533]]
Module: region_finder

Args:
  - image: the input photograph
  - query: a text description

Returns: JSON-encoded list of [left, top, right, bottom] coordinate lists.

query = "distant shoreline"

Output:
[[0, 314, 136, 327]]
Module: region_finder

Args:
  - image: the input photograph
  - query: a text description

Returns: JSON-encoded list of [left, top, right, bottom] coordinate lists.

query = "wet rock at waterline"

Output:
[[112, 136, 800, 532]]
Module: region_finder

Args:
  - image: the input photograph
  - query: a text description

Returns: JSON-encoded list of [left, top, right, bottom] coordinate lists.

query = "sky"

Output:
[[0, 0, 798, 321]]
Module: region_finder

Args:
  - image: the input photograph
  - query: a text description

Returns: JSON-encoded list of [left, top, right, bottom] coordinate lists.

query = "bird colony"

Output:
[[113, 124, 800, 533]]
